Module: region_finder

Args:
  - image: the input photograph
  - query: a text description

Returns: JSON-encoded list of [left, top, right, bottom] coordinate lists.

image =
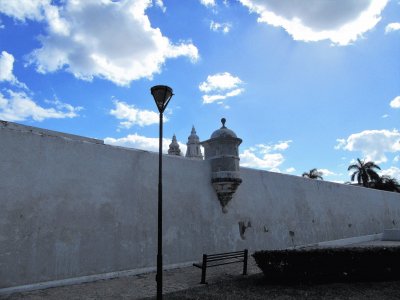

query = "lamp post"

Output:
[[151, 85, 174, 300]]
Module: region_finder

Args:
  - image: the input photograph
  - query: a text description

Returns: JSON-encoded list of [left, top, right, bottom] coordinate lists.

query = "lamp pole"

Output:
[[151, 85, 173, 300]]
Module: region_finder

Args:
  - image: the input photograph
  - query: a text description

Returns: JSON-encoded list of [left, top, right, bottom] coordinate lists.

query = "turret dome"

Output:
[[210, 118, 237, 139]]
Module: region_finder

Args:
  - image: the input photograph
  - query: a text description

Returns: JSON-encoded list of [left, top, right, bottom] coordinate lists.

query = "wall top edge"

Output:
[[0, 120, 104, 145]]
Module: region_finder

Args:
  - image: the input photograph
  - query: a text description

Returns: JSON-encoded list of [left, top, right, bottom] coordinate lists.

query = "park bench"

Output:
[[193, 249, 248, 284]]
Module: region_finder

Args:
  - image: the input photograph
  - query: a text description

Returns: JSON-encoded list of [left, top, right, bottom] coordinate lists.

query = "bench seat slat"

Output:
[[194, 258, 243, 268], [207, 260, 244, 268], [207, 250, 245, 257], [207, 254, 245, 261], [207, 251, 245, 258]]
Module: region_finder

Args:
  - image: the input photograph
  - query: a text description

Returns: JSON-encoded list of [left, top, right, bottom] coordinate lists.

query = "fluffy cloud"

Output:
[[0, 0, 69, 35], [199, 72, 244, 104], [240, 149, 284, 170], [0, 90, 82, 122], [0, 0, 198, 86], [240, 140, 292, 170], [380, 166, 400, 179], [0, 51, 27, 89], [239, 0, 388, 45], [210, 21, 232, 33], [0, 0, 49, 21], [110, 100, 162, 129], [385, 22, 400, 33], [390, 96, 400, 109], [335, 129, 400, 163], [200, 0, 216, 7], [104, 133, 187, 154], [285, 167, 296, 173], [154, 0, 166, 13], [318, 168, 339, 177]]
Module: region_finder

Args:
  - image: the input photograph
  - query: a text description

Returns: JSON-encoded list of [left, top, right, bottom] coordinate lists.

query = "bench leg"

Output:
[[243, 249, 248, 275], [201, 254, 207, 284]]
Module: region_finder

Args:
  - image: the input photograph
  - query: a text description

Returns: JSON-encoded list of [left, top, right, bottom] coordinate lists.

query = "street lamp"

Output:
[[151, 85, 173, 300]]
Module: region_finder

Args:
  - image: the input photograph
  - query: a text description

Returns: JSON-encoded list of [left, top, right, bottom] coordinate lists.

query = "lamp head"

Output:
[[151, 85, 173, 113]]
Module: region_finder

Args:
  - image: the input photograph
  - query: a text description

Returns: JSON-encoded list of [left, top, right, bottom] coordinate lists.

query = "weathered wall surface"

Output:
[[1, 121, 400, 289]]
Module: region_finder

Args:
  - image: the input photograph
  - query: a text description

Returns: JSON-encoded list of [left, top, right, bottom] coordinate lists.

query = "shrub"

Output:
[[253, 247, 400, 283]]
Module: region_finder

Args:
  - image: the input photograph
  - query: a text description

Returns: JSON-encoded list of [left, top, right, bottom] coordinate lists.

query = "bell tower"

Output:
[[185, 126, 203, 160]]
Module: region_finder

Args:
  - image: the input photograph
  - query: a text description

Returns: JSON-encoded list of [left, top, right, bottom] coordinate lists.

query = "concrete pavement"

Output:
[[1, 258, 261, 300]]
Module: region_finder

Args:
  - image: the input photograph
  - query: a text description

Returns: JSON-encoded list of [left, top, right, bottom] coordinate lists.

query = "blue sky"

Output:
[[0, 0, 399, 183]]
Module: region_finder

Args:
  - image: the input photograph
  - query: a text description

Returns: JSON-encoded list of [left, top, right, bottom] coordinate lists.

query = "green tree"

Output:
[[302, 168, 323, 180], [374, 175, 400, 193], [347, 158, 381, 187]]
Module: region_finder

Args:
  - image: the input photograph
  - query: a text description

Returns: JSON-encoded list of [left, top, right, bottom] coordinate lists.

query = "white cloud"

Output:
[[200, 0, 216, 7], [385, 22, 400, 33], [286, 167, 296, 173], [155, 0, 166, 13], [390, 96, 400, 109], [0, 51, 16, 82], [199, 72, 244, 104], [0, 0, 199, 86], [239, 0, 388, 45], [104, 133, 187, 154], [202, 88, 244, 104], [0, 51, 27, 89], [335, 129, 400, 163], [256, 140, 292, 153], [240, 141, 291, 170], [0, 0, 49, 21], [240, 149, 284, 169], [318, 168, 339, 177], [0, 0, 69, 35], [0, 90, 82, 122], [210, 21, 232, 33], [382, 114, 389, 118], [110, 100, 162, 129], [272, 140, 292, 151], [199, 72, 242, 93], [380, 167, 400, 179]]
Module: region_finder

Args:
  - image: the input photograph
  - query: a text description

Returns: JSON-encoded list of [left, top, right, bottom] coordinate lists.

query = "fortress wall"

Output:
[[1, 121, 400, 289]]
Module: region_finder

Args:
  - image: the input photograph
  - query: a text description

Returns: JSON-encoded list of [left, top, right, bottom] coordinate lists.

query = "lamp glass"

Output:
[[151, 85, 173, 113]]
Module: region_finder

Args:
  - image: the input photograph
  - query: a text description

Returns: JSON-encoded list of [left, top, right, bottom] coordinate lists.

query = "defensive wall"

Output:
[[1, 120, 400, 291]]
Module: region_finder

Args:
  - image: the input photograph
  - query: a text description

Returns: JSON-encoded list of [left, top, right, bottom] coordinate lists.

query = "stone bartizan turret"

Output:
[[201, 118, 242, 213], [168, 134, 181, 156], [185, 126, 203, 160]]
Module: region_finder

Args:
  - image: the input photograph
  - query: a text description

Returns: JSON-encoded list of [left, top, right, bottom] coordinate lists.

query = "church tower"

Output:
[[168, 134, 181, 156], [185, 126, 203, 160]]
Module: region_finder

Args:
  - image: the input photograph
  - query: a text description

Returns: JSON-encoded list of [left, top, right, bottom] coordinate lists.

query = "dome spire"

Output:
[[168, 134, 181, 156], [185, 125, 203, 160]]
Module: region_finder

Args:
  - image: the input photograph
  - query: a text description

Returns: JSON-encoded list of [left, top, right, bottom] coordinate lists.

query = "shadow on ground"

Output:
[[147, 273, 400, 300]]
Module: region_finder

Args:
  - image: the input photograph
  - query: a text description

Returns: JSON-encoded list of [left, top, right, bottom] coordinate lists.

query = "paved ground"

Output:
[[2, 240, 399, 300], [1, 258, 261, 300]]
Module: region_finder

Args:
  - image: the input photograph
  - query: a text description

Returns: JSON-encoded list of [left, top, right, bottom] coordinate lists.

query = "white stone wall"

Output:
[[1, 121, 400, 289]]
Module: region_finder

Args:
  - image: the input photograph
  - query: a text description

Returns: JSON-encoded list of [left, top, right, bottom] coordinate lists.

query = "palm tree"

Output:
[[374, 175, 400, 192], [347, 158, 381, 187], [302, 168, 323, 180]]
